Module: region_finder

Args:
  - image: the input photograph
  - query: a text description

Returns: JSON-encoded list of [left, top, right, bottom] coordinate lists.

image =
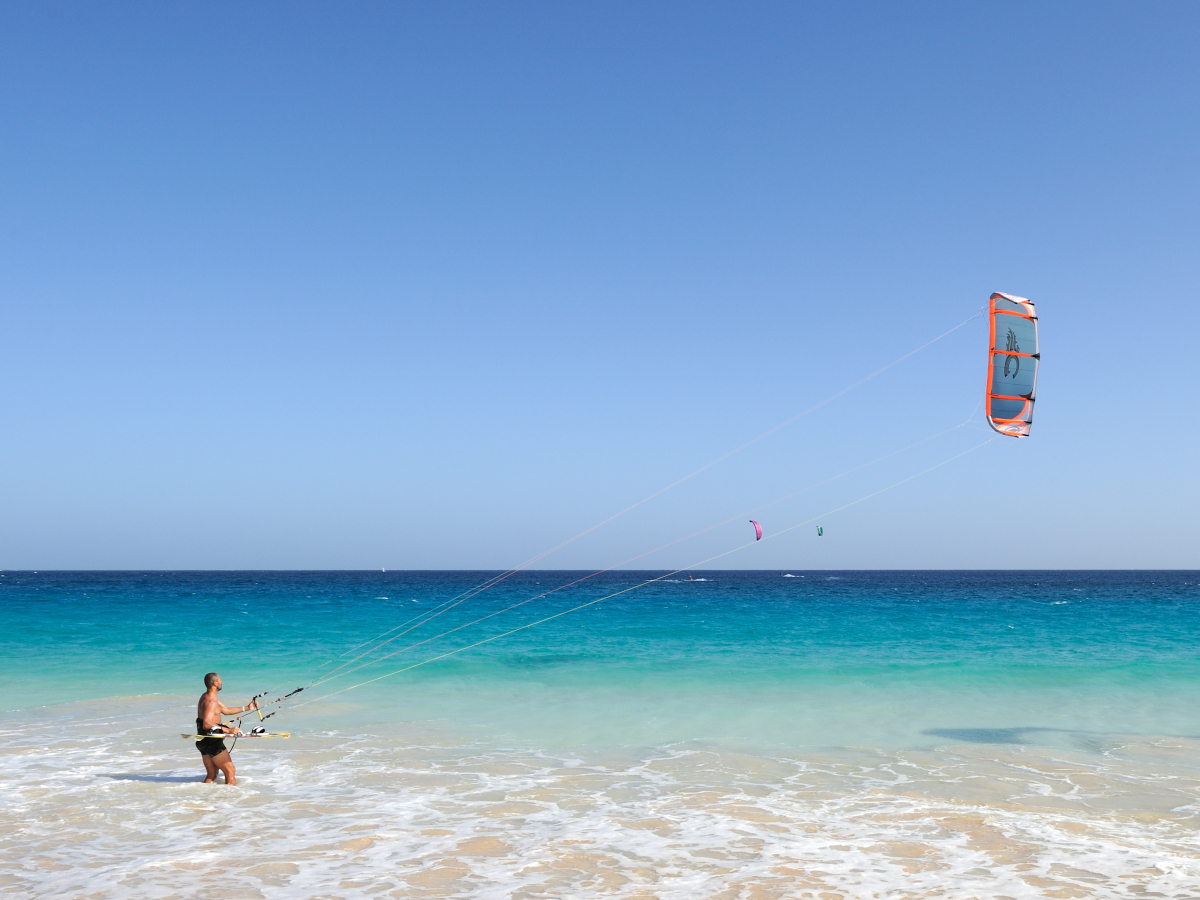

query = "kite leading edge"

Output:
[[986, 292, 1039, 437]]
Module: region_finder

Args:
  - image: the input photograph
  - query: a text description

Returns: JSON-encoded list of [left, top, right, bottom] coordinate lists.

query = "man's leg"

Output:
[[211, 748, 237, 785], [201, 754, 219, 783]]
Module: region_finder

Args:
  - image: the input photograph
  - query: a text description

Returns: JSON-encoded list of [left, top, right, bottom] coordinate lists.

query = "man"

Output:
[[196, 672, 258, 785]]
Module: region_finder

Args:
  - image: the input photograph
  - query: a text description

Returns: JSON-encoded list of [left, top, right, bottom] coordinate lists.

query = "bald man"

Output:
[[195, 672, 257, 785]]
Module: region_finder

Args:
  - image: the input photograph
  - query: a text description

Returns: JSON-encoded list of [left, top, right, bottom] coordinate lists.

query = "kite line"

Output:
[[303, 308, 983, 678], [285, 435, 998, 710], [304, 417, 979, 692], [229, 305, 989, 724]]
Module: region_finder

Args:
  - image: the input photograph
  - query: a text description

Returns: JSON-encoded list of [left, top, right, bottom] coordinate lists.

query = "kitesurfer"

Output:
[[196, 672, 257, 785]]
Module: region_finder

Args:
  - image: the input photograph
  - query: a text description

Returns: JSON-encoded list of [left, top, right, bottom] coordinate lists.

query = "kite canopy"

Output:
[[986, 292, 1039, 437], [749, 520, 762, 541]]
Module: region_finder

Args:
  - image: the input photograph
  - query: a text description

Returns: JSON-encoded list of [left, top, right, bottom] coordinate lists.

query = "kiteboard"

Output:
[[181, 732, 290, 739]]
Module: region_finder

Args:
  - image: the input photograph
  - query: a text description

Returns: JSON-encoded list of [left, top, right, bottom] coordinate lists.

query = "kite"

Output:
[[986, 292, 1039, 437], [749, 520, 762, 541], [816, 526, 823, 537]]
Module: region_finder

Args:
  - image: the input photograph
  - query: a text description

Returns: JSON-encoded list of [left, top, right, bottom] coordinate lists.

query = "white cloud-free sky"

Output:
[[2, 2, 1197, 569]]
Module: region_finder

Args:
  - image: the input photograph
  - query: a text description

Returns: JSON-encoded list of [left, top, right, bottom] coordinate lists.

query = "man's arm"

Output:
[[212, 698, 259, 734], [216, 698, 259, 716]]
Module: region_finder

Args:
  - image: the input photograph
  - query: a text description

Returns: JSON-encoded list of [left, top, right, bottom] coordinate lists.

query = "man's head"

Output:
[[204, 672, 221, 691]]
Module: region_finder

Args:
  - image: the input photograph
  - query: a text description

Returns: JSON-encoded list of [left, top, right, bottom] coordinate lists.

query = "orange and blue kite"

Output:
[[986, 292, 1039, 437]]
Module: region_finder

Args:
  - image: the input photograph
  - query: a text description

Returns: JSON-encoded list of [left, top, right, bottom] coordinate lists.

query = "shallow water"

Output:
[[3, 571, 1199, 897]]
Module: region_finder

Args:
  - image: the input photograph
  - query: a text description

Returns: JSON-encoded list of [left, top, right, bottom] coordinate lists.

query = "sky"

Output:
[[1, 2, 1197, 570]]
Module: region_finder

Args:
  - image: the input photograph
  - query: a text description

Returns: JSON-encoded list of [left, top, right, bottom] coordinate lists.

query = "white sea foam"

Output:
[[4, 699, 1200, 898]]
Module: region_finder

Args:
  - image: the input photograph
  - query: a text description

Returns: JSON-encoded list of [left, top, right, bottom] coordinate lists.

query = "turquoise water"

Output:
[[5, 570, 1199, 747], [6, 571, 1200, 898]]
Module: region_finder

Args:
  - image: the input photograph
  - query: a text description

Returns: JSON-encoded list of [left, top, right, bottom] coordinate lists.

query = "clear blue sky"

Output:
[[1, 3, 1196, 569]]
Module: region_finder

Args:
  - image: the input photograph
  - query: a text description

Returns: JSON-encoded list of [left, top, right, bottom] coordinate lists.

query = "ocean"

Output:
[[3, 570, 1199, 898]]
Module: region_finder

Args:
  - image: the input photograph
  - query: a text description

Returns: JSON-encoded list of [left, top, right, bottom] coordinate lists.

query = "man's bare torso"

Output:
[[198, 691, 226, 732]]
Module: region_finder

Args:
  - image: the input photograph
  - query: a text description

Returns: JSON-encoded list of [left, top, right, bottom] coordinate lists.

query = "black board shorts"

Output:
[[196, 736, 228, 757]]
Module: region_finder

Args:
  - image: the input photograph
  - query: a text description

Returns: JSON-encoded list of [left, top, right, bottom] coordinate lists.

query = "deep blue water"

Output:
[[4, 570, 1199, 748]]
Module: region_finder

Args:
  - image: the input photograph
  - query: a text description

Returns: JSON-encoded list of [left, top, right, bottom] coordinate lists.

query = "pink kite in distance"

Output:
[[749, 520, 762, 541]]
